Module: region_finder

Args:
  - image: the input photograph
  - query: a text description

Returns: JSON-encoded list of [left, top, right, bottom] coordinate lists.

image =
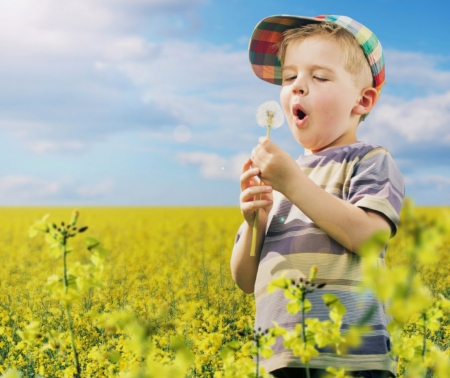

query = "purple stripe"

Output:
[[264, 333, 391, 358], [261, 232, 346, 263], [298, 141, 377, 167]]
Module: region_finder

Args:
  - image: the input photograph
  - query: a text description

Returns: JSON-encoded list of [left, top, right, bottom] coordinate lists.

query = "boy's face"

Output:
[[280, 35, 363, 153]]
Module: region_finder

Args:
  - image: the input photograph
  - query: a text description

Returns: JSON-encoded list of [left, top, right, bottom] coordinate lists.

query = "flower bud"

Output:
[[309, 265, 318, 282], [70, 210, 79, 226]]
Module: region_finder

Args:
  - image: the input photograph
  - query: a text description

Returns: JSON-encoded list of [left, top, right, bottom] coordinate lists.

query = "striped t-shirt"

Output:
[[237, 141, 405, 373]]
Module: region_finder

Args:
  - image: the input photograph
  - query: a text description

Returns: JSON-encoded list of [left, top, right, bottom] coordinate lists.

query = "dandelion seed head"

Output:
[[256, 101, 284, 129]]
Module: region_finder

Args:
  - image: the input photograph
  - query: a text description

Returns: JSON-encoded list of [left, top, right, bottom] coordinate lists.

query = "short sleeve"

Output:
[[347, 147, 405, 236]]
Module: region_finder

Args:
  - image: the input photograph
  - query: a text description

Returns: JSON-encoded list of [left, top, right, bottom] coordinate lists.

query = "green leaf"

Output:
[[91, 255, 101, 266], [85, 237, 107, 260], [226, 340, 241, 350], [45, 233, 59, 245], [287, 301, 301, 314], [267, 274, 289, 293], [359, 230, 390, 258], [260, 347, 273, 359], [29, 214, 51, 238], [48, 244, 61, 259], [219, 341, 241, 362], [323, 293, 339, 307], [106, 350, 121, 363], [304, 298, 312, 313], [28, 227, 38, 238], [323, 294, 346, 323], [284, 289, 298, 301], [85, 237, 100, 249], [270, 322, 287, 336]]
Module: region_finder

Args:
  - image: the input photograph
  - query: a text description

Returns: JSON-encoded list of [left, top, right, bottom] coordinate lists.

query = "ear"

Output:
[[352, 87, 379, 116]]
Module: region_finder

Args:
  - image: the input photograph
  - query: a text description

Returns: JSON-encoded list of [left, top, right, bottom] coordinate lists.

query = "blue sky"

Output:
[[0, 0, 449, 206]]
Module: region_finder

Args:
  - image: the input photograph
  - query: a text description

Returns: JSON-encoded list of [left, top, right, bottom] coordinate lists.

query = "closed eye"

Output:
[[283, 76, 297, 82], [314, 76, 328, 82]]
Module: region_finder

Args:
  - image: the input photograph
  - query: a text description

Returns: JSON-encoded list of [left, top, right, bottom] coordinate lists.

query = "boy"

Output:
[[230, 15, 404, 378]]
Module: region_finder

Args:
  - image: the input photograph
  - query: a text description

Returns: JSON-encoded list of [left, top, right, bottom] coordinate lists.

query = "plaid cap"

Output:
[[249, 14, 385, 95]]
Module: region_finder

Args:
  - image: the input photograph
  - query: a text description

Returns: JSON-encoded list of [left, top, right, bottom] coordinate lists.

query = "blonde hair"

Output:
[[277, 22, 373, 89]]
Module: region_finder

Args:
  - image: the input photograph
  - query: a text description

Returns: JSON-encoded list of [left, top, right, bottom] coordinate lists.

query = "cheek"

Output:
[[279, 88, 291, 117], [314, 93, 339, 118]]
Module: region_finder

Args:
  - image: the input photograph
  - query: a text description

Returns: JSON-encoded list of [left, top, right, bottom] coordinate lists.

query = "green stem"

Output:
[[301, 287, 310, 378], [256, 335, 260, 378], [250, 125, 272, 257], [422, 312, 427, 362], [63, 239, 69, 293], [66, 306, 81, 378], [62, 235, 81, 378]]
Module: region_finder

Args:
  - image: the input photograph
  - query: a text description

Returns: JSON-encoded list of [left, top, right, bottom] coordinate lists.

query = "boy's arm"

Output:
[[286, 175, 392, 252], [252, 138, 393, 253], [230, 221, 265, 294]]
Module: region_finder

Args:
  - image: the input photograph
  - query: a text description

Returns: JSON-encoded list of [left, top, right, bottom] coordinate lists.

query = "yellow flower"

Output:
[[16, 320, 41, 346], [326, 367, 353, 378], [309, 265, 318, 282], [267, 273, 290, 293]]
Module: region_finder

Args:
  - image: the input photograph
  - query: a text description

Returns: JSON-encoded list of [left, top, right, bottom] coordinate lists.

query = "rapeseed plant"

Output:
[[27, 210, 107, 377], [0, 204, 448, 377]]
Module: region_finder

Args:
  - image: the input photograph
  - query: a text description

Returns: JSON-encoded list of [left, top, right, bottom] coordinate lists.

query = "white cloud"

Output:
[[0, 0, 449, 170], [0, 175, 60, 199], [25, 140, 89, 154], [177, 152, 248, 180], [0, 0, 272, 155], [386, 49, 450, 89], [0, 0, 205, 66], [404, 174, 450, 197], [360, 91, 450, 150], [405, 174, 450, 186], [0, 175, 116, 204]]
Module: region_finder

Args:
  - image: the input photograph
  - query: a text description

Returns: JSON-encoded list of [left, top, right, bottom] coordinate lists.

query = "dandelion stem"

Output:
[[250, 125, 272, 257]]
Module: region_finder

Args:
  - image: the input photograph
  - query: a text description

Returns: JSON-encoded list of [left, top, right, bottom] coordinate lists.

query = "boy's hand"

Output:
[[251, 137, 301, 195], [240, 158, 273, 227]]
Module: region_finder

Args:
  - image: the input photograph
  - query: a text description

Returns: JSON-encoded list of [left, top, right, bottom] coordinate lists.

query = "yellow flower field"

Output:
[[0, 205, 449, 377]]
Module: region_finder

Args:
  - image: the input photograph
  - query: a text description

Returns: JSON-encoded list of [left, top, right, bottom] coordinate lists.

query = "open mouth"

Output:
[[292, 104, 307, 122], [297, 109, 306, 120]]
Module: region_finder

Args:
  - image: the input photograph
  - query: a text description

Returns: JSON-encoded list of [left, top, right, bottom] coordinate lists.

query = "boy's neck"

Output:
[[304, 140, 359, 155]]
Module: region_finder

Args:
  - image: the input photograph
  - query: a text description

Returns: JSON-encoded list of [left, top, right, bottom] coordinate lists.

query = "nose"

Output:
[[292, 76, 307, 95]]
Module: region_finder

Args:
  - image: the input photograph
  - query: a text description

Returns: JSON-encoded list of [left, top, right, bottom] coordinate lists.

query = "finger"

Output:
[[251, 146, 260, 167], [240, 167, 260, 191], [241, 199, 273, 213], [259, 136, 274, 149], [252, 145, 270, 170], [240, 185, 272, 202], [242, 157, 253, 173]]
